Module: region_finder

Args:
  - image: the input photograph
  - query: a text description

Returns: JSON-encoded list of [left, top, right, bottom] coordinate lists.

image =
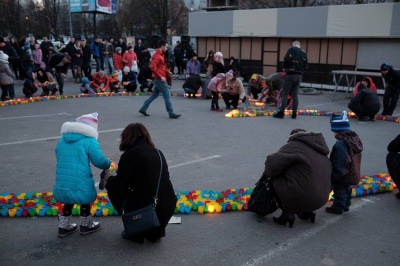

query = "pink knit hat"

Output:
[[76, 112, 98, 131]]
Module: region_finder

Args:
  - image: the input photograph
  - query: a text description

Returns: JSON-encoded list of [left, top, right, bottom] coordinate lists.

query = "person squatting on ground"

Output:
[[122, 66, 137, 92], [208, 70, 234, 112], [348, 77, 380, 121], [380, 63, 400, 116], [137, 62, 153, 93], [222, 74, 246, 109], [90, 70, 109, 93], [53, 113, 111, 237], [246, 73, 265, 100], [182, 74, 202, 98], [0, 51, 15, 101], [80, 77, 95, 94], [139, 40, 181, 119], [22, 71, 38, 98], [264, 128, 332, 228], [259, 72, 285, 104], [36, 68, 58, 96], [105, 123, 177, 243], [386, 134, 400, 200], [109, 71, 121, 93], [274, 41, 308, 119], [326, 111, 363, 215]]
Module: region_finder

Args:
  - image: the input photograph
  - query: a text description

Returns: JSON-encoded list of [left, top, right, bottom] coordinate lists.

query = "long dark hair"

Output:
[[119, 123, 155, 151]]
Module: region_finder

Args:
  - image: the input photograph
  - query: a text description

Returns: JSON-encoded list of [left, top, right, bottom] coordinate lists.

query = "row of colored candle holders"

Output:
[[0, 174, 396, 217], [0, 92, 190, 107], [226, 108, 400, 123], [174, 188, 253, 214]]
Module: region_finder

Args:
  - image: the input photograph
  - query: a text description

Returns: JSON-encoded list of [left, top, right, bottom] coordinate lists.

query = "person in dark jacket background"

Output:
[[386, 134, 400, 199], [380, 63, 400, 116], [48, 53, 71, 95], [326, 111, 363, 214], [182, 74, 202, 98], [274, 40, 308, 119], [264, 128, 332, 228], [105, 123, 177, 243], [348, 77, 380, 121]]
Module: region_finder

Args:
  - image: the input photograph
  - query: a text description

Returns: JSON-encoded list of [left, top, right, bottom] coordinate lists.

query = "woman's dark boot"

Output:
[[273, 210, 295, 228]]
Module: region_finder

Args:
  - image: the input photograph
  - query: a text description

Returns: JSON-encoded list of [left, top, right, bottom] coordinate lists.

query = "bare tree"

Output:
[[0, 0, 24, 36], [118, 0, 188, 40]]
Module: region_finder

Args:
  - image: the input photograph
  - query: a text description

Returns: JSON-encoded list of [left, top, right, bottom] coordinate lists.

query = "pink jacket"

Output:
[[207, 73, 226, 92]]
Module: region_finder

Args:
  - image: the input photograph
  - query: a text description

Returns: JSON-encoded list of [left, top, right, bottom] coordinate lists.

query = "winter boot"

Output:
[[273, 111, 284, 119], [58, 214, 78, 238], [80, 215, 101, 235]]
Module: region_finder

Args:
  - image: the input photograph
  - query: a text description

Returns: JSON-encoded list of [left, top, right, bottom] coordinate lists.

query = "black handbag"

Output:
[[248, 174, 278, 216], [121, 149, 163, 238]]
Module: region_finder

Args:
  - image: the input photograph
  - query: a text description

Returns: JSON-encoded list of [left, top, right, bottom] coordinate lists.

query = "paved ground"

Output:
[[1, 75, 399, 266]]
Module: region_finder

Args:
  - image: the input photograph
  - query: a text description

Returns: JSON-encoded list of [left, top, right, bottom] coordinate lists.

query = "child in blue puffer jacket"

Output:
[[54, 112, 111, 237]]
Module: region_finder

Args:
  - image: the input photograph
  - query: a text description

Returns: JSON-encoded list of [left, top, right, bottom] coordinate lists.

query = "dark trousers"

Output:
[[175, 60, 182, 74], [94, 57, 101, 72], [62, 204, 91, 217], [348, 102, 379, 119], [211, 91, 220, 108], [280, 74, 301, 113], [331, 183, 352, 211], [69, 58, 76, 78], [1, 84, 15, 100], [382, 86, 400, 116], [82, 61, 92, 78], [222, 92, 245, 108], [54, 71, 64, 95], [386, 152, 400, 189]]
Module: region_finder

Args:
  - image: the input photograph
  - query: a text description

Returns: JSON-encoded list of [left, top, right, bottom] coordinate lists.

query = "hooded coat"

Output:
[[330, 130, 363, 186], [54, 122, 111, 205], [264, 131, 332, 213], [106, 138, 177, 239]]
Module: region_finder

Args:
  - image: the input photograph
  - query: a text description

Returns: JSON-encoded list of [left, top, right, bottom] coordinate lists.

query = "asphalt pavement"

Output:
[[1, 75, 400, 266]]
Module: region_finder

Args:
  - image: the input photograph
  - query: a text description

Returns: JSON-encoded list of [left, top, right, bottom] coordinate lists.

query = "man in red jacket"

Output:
[[91, 70, 109, 93], [139, 40, 181, 119]]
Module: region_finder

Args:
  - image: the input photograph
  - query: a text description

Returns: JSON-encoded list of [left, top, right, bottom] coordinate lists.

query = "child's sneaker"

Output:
[[58, 214, 78, 237], [80, 215, 101, 235]]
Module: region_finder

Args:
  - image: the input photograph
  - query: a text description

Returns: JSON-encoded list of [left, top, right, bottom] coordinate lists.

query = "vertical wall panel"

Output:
[[341, 39, 357, 65], [241, 38, 251, 60], [327, 39, 342, 65], [221, 38, 230, 58], [229, 39, 240, 59], [251, 38, 262, 60], [279, 39, 292, 61], [307, 39, 321, 64], [264, 38, 278, 52], [263, 52, 277, 66], [198, 38, 207, 58], [320, 39, 328, 64], [206, 38, 216, 55]]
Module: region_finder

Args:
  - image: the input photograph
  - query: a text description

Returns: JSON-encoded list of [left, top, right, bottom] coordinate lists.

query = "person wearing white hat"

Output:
[[54, 112, 111, 237], [0, 51, 15, 101]]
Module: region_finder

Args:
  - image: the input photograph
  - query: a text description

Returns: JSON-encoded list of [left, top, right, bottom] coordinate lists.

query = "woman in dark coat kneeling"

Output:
[[106, 123, 177, 243], [264, 128, 332, 228]]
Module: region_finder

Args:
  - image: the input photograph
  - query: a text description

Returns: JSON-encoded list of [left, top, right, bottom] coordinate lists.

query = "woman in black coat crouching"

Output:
[[106, 123, 177, 243]]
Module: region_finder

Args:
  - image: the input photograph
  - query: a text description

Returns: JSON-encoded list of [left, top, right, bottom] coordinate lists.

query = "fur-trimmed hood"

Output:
[[61, 121, 98, 141]]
